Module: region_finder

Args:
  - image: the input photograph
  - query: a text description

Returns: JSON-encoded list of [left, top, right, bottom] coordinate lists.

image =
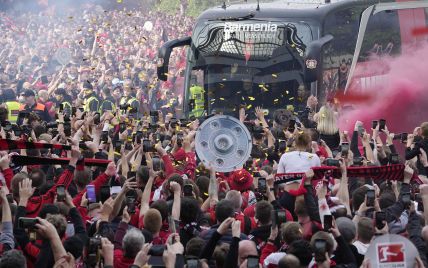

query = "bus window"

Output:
[[321, 5, 366, 99]]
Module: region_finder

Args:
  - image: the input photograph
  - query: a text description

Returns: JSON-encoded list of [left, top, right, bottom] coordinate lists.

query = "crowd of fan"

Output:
[[1, 3, 428, 268]]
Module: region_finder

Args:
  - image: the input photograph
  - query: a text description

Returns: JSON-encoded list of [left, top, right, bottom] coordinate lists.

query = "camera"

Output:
[[18, 217, 39, 230], [393, 133, 408, 143], [325, 158, 340, 167], [353, 157, 364, 166], [148, 245, 166, 256]]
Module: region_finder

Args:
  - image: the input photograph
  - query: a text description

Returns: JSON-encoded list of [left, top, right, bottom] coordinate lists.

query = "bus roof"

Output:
[[197, 0, 382, 22]]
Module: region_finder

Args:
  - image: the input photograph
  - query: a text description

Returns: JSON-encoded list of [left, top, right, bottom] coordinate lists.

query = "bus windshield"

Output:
[[186, 19, 318, 117]]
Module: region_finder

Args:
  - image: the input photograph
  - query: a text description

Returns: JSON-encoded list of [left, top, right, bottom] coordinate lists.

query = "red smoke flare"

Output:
[[338, 44, 428, 134]]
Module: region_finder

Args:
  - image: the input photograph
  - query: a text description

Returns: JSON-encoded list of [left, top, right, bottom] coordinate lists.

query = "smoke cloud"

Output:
[[338, 42, 428, 134]]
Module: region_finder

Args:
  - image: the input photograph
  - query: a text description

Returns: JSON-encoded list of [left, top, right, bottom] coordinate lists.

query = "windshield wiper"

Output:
[[213, 13, 255, 21]]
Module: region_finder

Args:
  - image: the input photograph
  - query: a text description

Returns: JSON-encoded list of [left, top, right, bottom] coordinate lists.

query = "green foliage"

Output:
[[156, 0, 225, 17], [156, 0, 180, 15]]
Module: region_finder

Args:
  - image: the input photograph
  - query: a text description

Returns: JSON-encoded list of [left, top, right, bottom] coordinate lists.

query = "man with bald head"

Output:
[[226, 190, 256, 235], [238, 240, 259, 268]]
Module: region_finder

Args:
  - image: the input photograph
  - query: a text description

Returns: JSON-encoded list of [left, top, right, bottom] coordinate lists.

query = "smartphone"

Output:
[[6, 193, 13, 203], [341, 142, 349, 158], [56, 184, 66, 202], [110, 186, 122, 197], [278, 140, 287, 153], [379, 119, 386, 131], [389, 153, 399, 164], [277, 210, 287, 225], [63, 123, 72, 137], [127, 171, 136, 180], [400, 133, 408, 143], [258, 177, 267, 194], [94, 113, 100, 125], [323, 215, 333, 232], [101, 131, 108, 143], [126, 197, 136, 214], [402, 192, 411, 208], [246, 256, 260, 268], [372, 120, 378, 129], [18, 217, 39, 229], [142, 139, 154, 152], [115, 140, 123, 152], [134, 131, 143, 144], [59, 103, 64, 112], [366, 189, 375, 207], [86, 185, 96, 203], [314, 239, 327, 263], [71, 107, 77, 116], [288, 119, 296, 132], [357, 125, 365, 137], [41, 75, 48, 84], [416, 193, 424, 212], [100, 185, 111, 203], [375, 211, 386, 230], [152, 156, 161, 172], [183, 184, 193, 197], [119, 122, 126, 133], [176, 132, 183, 147]]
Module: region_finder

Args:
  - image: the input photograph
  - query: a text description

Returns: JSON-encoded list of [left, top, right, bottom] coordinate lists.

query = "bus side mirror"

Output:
[[303, 34, 334, 83], [157, 36, 191, 81]]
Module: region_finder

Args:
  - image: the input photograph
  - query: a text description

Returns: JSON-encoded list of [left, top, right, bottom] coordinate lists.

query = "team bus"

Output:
[[157, 0, 428, 118]]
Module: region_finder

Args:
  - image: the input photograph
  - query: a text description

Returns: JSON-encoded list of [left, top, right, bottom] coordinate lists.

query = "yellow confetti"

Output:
[[222, 78, 227, 81], [248, 97, 255, 101], [247, 104, 252, 109], [117, 0, 122, 3], [299, 131, 304, 134], [259, 84, 264, 88], [274, 99, 279, 103], [219, 98, 225, 100], [286, 90, 289, 94], [272, 74, 277, 78], [241, 96, 245, 101], [289, 97, 294, 100]]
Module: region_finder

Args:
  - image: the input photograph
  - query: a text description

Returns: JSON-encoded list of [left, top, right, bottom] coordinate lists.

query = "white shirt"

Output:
[[353, 240, 370, 255], [277, 151, 321, 174]]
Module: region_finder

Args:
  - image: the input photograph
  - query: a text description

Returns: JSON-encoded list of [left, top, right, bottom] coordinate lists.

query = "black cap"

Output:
[[83, 81, 93, 90], [22, 89, 36, 97]]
